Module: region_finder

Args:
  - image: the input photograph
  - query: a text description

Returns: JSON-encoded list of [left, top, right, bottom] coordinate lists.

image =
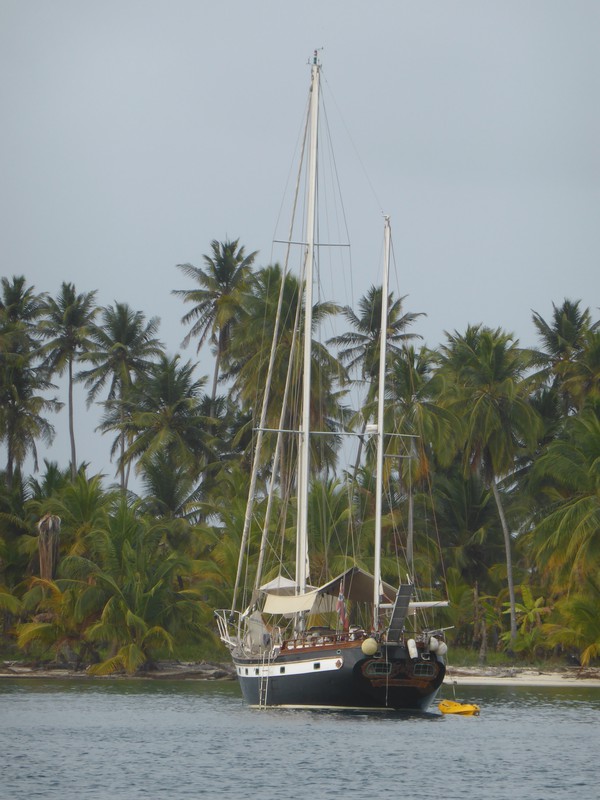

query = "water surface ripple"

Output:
[[1, 679, 598, 799]]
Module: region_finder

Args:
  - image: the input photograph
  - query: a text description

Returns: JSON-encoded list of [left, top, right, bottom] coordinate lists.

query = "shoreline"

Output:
[[2, 660, 600, 687], [0, 660, 236, 682], [444, 666, 600, 688]]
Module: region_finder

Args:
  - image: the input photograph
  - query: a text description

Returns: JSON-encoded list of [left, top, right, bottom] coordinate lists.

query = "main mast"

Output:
[[296, 51, 320, 597], [373, 215, 391, 630]]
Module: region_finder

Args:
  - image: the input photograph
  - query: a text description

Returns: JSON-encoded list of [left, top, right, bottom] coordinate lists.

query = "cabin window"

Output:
[[313, 663, 321, 670], [413, 663, 435, 677], [245, 668, 248, 675], [255, 668, 259, 675], [280, 667, 285, 674], [365, 662, 392, 676]]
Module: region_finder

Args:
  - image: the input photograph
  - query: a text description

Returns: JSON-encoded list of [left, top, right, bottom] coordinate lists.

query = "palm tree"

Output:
[[305, 477, 354, 584], [225, 264, 301, 415], [17, 500, 210, 672], [77, 303, 163, 490], [140, 451, 203, 521], [437, 324, 542, 643], [329, 288, 424, 481], [118, 354, 213, 480], [138, 450, 208, 556], [560, 330, 600, 412], [28, 460, 72, 501], [17, 577, 95, 666], [226, 264, 345, 475], [191, 467, 264, 609], [542, 577, 600, 667], [531, 299, 598, 414], [0, 275, 47, 352], [28, 472, 116, 561], [527, 405, 600, 590], [0, 468, 34, 594], [173, 238, 258, 401], [1, 277, 61, 487], [330, 287, 423, 387], [431, 466, 503, 590], [81, 500, 209, 674], [0, 356, 62, 487], [39, 283, 98, 480], [386, 345, 458, 477]]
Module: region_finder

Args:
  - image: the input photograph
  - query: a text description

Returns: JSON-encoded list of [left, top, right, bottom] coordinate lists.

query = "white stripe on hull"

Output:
[[235, 656, 343, 678]]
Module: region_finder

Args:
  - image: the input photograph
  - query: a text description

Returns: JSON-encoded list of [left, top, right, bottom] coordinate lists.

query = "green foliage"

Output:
[[541, 576, 600, 667], [500, 584, 551, 654], [2, 261, 599, 669], [0, 586, 23, 614], [527, 405, 600, 589]]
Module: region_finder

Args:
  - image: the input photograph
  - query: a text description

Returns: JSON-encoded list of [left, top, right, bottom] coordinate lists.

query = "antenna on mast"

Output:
[[309, 48, 323, 67]]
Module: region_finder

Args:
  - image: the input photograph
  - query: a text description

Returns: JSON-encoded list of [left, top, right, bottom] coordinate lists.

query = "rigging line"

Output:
[[424, 452, 449, 595], [232, 91, 312, 611], [321, 71, 385, 217], [254, 120, 310, 593], [269, 91, 312, 266], [273, 240, 350, 247], [345, 473, 357, 563], [255, 238, 305, 589], [254, 104, 314, 590], [388, 234, 423, 348], [400, 341, 448, 600], [319, 88, 356, 320], [321, 96, 351, 248]]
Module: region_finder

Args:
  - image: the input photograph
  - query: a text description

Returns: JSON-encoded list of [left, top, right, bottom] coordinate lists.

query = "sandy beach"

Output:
[[2, 660, 599, 687], [444, 666, 600, 688]]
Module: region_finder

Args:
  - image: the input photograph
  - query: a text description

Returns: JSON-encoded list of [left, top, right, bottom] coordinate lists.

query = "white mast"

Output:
[[373, 215, 391, 630], [296, 52, 320, 596]]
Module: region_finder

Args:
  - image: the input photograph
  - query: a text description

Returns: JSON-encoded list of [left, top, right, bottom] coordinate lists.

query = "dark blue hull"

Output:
[[233, 641, 445, 711]]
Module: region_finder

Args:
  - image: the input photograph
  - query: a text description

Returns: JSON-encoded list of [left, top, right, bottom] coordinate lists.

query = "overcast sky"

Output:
[[1, 0, 598, 484]]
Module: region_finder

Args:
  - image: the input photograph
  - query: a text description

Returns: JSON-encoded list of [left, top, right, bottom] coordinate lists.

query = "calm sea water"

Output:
[[1, 677, 598, 800]]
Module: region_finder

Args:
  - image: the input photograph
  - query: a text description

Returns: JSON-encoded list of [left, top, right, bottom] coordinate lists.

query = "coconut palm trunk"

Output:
[[68, 357, 77, 480], [37, 514, 61, 580], [491, 478, 517, 643]]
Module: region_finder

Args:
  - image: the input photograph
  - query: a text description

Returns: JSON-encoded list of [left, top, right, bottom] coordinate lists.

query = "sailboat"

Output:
[[215, 53, 448, 711]]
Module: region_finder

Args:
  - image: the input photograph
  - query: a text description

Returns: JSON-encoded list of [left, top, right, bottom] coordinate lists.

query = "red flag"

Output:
[[336, 585, 349, 631]]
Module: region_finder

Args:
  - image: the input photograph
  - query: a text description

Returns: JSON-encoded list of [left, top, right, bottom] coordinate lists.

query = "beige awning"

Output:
[[262, 590, 337, 615], [261, 566, 398, 614], [316, 566, 397, 604]]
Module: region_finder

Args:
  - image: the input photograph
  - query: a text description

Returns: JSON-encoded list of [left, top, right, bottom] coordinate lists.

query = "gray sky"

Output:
[[1, 0, 599, 484]]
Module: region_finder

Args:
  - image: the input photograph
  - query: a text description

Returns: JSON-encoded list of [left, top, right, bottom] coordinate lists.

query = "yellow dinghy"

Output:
[[438, 699, 480, 716]]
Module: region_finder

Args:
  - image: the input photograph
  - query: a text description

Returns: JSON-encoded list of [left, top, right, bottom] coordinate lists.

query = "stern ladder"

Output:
[[258, 649, 272, 708]]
